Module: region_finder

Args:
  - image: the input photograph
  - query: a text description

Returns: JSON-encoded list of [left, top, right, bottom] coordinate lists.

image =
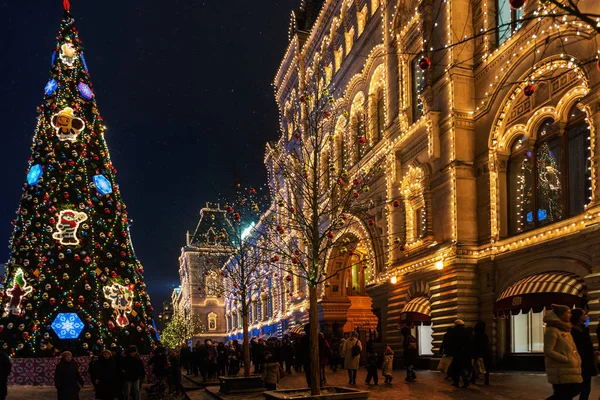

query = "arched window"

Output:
[[508, 108, 591, 235]]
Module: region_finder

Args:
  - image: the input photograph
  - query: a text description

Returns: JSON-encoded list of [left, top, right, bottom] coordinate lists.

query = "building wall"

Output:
[[222, 0, 600, 365]]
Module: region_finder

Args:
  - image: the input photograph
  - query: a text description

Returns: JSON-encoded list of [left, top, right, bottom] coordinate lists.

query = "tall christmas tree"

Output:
[[0, 2, 156, 357]]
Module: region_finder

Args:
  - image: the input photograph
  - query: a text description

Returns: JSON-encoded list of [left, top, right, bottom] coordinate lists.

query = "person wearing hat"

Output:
[[448, 319, 472, 388], [569, 308, 596, 400], [54, 351, 84, 400], [544, 304, 582, 399], [89, 349, 118, 400], [120, 345, 145, 400]]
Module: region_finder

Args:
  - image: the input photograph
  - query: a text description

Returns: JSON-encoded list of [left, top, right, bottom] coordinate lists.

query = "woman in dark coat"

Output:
[[54, 351, 83, 400], [90, 350, 118, 400], [400, 326, 417, 382], [168, 350, 184, 395], [471, 321, 490, 385], [571, 308, 597, 400]]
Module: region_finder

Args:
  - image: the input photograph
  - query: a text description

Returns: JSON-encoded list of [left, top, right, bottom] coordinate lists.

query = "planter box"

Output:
[[264, 387, 369, 400], [219, 375, 264, 394]]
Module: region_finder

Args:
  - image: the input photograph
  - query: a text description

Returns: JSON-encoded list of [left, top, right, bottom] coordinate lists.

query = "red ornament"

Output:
[[357, 136, 367, 144], [353, 192, 359, 198], [292, 258, 299, 264], [509, 0, 526, 9], [104, 208, 111, 214], [368, 220, 375, 226], [294, 250, 301, 256], [294, 133, 301, 139], [271, 255, 280, 262], [523, 84, 535, 97], [249, 188, 257, 194], [290, 207, 295, 213], [393, 200, 401, 208], [233, 212, 241, 221], [323, 111, 331, 118], [418, 57, 431, 70], [111, 271, 117, 278], [353, 179, 361, 186], [327, 231, 334, 238], [337, 178, 344, 185], [285, 275, 292, 282], [300, 96, 306, 103]]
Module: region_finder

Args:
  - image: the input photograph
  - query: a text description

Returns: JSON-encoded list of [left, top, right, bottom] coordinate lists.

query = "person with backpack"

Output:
[[401, 326, 417, 382], [342, 331, 362, 385]]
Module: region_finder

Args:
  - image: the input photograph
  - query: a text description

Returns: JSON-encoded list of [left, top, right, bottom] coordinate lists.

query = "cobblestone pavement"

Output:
[[8, 368, 600, 400]]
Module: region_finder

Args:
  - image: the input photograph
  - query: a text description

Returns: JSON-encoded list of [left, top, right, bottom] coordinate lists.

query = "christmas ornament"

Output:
[[524, 84, 535, 97], [27, 164, 43, 186], [45, 79, 58, 96], [93, 175, 113, 196], [77, 82, 94, 100], [51, 107, 85, 141], [52, 210, 88, 245], [51, 313, 84, 340], [59, 42, 77, 67], [102, 283, 133, 327], [5, 269, 32, 315], [510, 0, 526, 9], [418, 57, 431, 70]]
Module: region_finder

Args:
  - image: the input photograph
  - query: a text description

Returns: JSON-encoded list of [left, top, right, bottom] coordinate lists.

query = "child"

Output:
[[262, 352, 281, 390], [382, 346, 394, 384], [365, 351, 379, 385]]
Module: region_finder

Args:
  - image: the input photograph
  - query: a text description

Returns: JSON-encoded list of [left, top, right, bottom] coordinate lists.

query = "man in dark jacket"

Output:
[[120, 345, 145, 400], [571, 308, 597, 400], [471, 321, 490, 385], [448, 320, 472, 388], [0, 350, 11, 400], [90, 349, 118, 400], [180, 344, 192, 375]]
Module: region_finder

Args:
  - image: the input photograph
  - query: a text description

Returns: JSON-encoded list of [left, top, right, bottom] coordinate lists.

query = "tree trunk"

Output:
[[308, 285, 320, 395], [243, 313, 251, 378]]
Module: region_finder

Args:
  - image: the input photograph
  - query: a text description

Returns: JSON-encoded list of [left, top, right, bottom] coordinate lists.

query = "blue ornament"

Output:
[[78, 82, 93, 100], [44, 79, 58, 96], [93, 175, 113, 195], [51, 52, 57, 66], [80, 52, 89, 72], [51, 313, 84, 340], [27, 164, 43, 186]]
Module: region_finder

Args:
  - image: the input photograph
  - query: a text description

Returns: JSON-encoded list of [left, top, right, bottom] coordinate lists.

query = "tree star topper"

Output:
[[51, 107, 85, 141], [52, 210, 88, 245], [5, 268, 32, 316], [103, 283, 134, 327]]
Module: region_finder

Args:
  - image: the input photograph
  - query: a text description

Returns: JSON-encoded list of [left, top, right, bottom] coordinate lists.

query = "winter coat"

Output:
[[447, 325, 472, 361], [90, 357, 118, 400], [544, 311, 582, 385], [342, 337, 361, 370], [120, 354, 145, 382], [149, 353, 169, 378], [168, 355, 182, 385], [382, 354, 394, 376], [54, 360, 83, 400], [262, 362, 281, 384], [402, 333, 417, 366], [472, 331, 490, 361], [571, 324, 597, 378], [319, 337, 331, 366]]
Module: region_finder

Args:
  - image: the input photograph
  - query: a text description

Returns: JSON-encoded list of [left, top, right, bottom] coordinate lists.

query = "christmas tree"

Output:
[[0, 2, 156, 357]]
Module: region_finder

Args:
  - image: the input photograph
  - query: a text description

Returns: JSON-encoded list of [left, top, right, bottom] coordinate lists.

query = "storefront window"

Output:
[[410, 325, 434, 356], [511, 310, 544, 353]]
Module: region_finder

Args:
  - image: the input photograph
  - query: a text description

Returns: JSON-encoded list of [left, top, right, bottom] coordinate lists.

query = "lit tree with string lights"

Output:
[[161, 309, 205, 349], [0, 1, 156, 356], [254, 71, 403, 394]]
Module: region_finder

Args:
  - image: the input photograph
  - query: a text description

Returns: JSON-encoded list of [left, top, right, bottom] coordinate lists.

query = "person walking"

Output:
[[439, 327, 453, 380], [570, 308, 595, 399], [254, 338, 266, 374], [471, 321, 490, 385], [167, 350, 184, 396], [180, 344, 192, 375], [365, 351, 379, 385], [90, 350, 117, 400], [400, 327, 417, 382], [382, 346, 394, 384], [149, 346, 169, 388], [0, 350, 11, 400], [282, 338, 294, 374], [192, 341, 202, 377], [448, 320, 471, 388], [544, 304, 582, 399], [342, 331, 361, 385], [217, 342, 228, 377], [318, 332, 331, 385], [262, 352, 282, 391], [54, 351, 83, 400], [120, 345, 145, 400]]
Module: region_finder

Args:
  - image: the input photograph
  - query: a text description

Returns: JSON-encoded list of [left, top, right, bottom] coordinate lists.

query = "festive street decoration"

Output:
[[418, 57, 431, 70], [52, 210, 87, 245], [5, 269, 32, 316], [509, 0, 526, 9], [103, 283, 134, 327], [77, 82, 93, 100], [0, 6, 156, 357], [44, 79, 58, 96], [93, 175, 113, 195], [51, 107, 85, 141], [523, 84, 535, 97], [26, 164, 43, 186], [51, 313, 84, 340]]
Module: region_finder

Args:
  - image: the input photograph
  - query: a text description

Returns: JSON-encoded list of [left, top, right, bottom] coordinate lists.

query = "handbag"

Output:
[[473, 358, 486, 375], [437, 355, 452, 374]]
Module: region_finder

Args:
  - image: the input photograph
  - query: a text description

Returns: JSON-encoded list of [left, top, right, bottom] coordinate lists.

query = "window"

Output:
[[497, 0, 522, 45], [357, 8, 367, 36], [345, 27, 355, 56], [511, 310, 544, 353], [508, 108, 590, 236], [409, 325, 434, 356], [334, 47, 343, 72], [375, 88, 384, 143], [411, 58, 425, 121], [208, 312, 217, 331]]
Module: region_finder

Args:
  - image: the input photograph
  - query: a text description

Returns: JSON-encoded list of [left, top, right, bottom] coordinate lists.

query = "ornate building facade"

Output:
[[219, 0, 600, 369]]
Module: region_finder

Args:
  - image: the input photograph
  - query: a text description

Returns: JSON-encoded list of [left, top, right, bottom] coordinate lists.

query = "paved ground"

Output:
[[7, 368, 600, 400]]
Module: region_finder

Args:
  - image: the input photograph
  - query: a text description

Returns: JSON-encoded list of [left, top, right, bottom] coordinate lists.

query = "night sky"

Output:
[[0, 1, 297, 309]]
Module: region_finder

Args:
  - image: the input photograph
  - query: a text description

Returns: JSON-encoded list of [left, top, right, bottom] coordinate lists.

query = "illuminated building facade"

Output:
[[222, 0, 600, 368]]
